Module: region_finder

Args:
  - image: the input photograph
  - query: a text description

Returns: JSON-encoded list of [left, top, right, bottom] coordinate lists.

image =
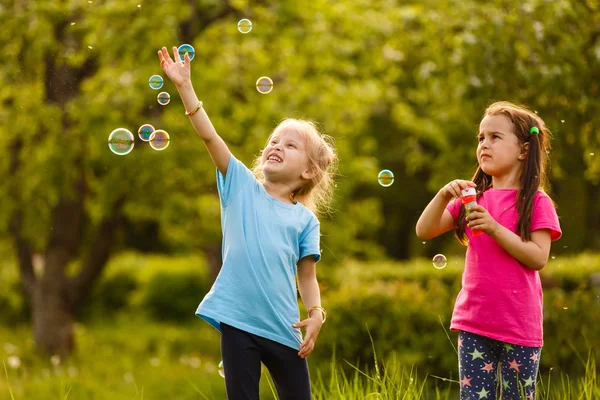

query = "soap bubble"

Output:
[[378, 170, 394, 187], [149, 75, 163, 90], [432, 254, 447, 269], [149, 130, 170, 151], [108, 128, 135, 155], [137, 124, 155, 142], [218, 360, 225, 378], [256, 76, 273, 94], [177, 44, 195, 62], [238, 19, 252, 34], [157, 92, 170, 105]]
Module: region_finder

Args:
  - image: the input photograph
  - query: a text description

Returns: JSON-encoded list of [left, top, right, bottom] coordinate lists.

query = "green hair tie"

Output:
[[529, 127, 539, 135]]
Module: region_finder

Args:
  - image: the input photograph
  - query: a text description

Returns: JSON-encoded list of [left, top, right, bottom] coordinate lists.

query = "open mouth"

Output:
[[267, 154, 283, 163]]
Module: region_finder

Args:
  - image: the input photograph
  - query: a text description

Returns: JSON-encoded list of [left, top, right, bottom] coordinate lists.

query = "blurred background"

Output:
[[1, 0, 599, 398]]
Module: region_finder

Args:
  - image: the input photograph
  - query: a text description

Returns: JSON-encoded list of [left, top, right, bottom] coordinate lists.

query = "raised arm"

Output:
[[158, 46, 231, 176], [416, 179, 475, 240]]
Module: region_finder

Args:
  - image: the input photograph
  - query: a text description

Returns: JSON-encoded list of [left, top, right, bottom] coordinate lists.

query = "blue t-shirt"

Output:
[[196, 154, 321, 350]]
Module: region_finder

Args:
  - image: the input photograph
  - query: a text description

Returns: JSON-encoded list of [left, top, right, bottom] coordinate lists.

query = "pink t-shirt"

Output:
[[446, 188, 561, 347]]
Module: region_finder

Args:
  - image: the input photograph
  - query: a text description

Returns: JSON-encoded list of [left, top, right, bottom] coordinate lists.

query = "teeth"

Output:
[[268, 155, 282, 162]]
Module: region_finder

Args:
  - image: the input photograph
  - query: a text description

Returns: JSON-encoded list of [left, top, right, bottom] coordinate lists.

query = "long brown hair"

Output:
[[456, 102, 552, 244]]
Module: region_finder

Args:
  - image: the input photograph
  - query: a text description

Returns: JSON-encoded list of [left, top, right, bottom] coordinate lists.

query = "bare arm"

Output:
[[297, 256, 322, 317], [493, 228, 551, 271], [416, 179, 475, 240], [467, 204, 552, 270], [293, 255, 323, 358], [158, 47, 231, 176]]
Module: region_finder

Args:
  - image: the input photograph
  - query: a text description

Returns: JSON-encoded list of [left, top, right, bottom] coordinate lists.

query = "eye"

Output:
[[287, 143, 297, 148], [492, 134, 499, 140], [477, 136, 484, 143], [270, 140, 278, 145]]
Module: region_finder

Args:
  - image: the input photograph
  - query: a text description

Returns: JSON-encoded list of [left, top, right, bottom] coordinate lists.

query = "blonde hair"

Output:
[[251, 118, 338, 216]]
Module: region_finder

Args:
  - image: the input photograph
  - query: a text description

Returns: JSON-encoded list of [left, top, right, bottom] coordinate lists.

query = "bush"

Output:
[[78, 271, 139, 319], [143, 271, 210, 322], [314, 253, 600, 379]]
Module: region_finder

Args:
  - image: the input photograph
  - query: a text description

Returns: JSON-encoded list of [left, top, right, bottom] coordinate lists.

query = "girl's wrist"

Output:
[[176, 80, 193, 91], [307, 306, 327, 323]]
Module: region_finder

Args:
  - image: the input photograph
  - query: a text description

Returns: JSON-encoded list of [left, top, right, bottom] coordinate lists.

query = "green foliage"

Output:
[[77, 271, 138, 319], [315, 253, 600, 379], [2, 0, 599, 273], [144, 271, 210, 323]]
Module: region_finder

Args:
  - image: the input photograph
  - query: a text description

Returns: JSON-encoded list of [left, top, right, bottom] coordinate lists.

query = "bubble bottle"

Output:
[[461, 187, 482, 236]]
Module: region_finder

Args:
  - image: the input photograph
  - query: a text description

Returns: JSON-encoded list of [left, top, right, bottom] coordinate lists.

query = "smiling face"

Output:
[[477, 114, 527, 181], [260, 127, 312, 184]]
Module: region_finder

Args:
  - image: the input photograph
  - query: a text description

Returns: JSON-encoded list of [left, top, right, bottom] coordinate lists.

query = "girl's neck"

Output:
[[491, 171, 522, 189], [263, 181, 296, 204]]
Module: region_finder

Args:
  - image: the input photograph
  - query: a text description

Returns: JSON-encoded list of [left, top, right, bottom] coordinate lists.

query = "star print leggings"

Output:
[[458, 331, 542, 400]]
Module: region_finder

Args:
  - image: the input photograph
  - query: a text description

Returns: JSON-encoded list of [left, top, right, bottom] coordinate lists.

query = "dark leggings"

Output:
[[220, 323, 311, 400], [458, 331, 542, 400]]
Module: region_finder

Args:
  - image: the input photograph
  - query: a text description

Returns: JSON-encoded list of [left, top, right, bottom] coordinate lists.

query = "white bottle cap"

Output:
[[461, 187, 476, 197]]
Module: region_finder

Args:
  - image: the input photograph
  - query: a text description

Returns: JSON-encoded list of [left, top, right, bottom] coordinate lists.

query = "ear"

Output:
[[519, 142, 529, 160], [301, 166, 317, 180]]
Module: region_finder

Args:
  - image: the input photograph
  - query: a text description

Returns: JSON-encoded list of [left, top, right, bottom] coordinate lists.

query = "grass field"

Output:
[[1, 316, 598, 400]]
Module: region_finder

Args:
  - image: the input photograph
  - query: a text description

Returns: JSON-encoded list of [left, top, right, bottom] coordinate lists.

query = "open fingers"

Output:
[[173, 46, 181, 64], [159, 47, 173, 65]]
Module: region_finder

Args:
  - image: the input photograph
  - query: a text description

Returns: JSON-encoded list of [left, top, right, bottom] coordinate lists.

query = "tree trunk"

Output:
[[32, 271, 74, 359]]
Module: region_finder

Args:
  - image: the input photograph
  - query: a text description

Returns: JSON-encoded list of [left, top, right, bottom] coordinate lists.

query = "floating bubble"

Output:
[[238, 19, 252, 34], [218, 360, 225, 378], [378, 169, 394, 187], [157, 92, 170, 105], [256, 76, 273, 94], [149, 75, 163, 90], [432, 254, 447, 269], [138, 124, 155, 142], [149, 130, 170, 151], [108, 128, 135, 155], [561, 120, 565, 123], [178, 44, 195, 62]]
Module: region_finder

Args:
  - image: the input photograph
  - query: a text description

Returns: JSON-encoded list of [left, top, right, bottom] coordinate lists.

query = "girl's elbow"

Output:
[[415, 224, 429, 240], [531, 258, 548, 271]]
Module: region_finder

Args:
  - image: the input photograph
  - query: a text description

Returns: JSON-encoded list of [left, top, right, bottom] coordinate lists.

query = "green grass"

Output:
[[0, 317, 598, 400]]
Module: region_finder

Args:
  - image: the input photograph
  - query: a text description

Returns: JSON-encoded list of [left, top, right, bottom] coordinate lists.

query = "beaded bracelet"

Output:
[[185, 101, 203, 116], [307, 305, 327, 323]]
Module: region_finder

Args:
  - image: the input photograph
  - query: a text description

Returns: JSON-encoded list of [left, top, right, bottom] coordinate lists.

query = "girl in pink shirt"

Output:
[[416, 102, 561, 400]]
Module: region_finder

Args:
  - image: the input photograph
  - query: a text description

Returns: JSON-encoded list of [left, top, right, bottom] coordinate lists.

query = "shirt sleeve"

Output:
[[299, 215, 321, 262], [446, 198, 462, 226], [216, 154, 256, 207], [531, 191, 562, 241]]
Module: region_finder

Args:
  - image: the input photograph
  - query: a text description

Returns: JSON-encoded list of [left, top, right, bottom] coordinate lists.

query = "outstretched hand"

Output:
[[293, 316, 323, 359], [157, 46, 191, 88]]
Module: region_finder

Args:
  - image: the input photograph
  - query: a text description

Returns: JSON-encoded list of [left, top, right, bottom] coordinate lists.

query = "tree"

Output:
[[0, 0, 397, 356], [2, 0, 599, 357]]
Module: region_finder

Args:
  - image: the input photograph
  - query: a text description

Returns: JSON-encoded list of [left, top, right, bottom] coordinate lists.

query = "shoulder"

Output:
[[533, 189, 557, 208]]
